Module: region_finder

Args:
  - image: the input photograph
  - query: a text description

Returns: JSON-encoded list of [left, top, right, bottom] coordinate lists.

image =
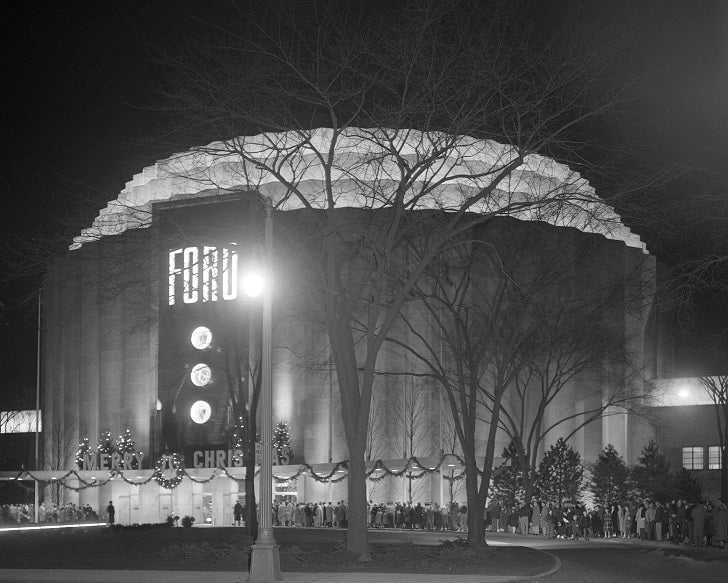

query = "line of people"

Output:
[[368, 501, 469, 532], [0, 502, 99, 525], [485, 498, 728, 549], [268, 499, 349, 527]]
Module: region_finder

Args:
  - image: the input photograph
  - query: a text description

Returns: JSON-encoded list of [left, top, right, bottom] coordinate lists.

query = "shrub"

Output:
[[181, 515, 196, 528]]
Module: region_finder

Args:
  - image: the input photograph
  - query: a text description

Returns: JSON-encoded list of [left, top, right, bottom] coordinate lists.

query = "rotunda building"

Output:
[[37, 128, 656, 524]]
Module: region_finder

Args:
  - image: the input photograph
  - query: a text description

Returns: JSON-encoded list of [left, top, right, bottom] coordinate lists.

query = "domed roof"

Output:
[[71, 127, 646, 252]]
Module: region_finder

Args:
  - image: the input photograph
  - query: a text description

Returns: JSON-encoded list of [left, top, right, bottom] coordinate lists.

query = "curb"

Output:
[[499, 548, 562, 583]]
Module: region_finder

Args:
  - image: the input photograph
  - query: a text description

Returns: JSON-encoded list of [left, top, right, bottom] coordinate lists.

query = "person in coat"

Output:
[[654, 502, 665, 541], [618, 504, 627, 538], [710, 500, 727, 550], [233, 500, 243, 526], [106, 501, 115, 525], [692, 500, 706, 546], [530, 501, 541, 535], [458, 505, 468, 533], [518, 502, 530, 535], [490, 501, 501, 533], [500, 505, 511, 534]]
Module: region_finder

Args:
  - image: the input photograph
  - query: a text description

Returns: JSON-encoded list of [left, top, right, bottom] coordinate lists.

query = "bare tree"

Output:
[[441, 407, 465, 506], [363, 380, 394, 503], [499, 249, 650, 507], [696, 333, 728, 501], [389, 230, 541, 543], [390, 220, 652, 541], [43, 406, 77, 505], [365, 382, 389, 463], [20, 0, 646, 556], [213, 302, 263, 539], [389, 377, 433, 503]]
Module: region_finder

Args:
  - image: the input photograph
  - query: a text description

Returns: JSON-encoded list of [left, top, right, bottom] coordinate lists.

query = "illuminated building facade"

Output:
[[23, 129, 672, 523]]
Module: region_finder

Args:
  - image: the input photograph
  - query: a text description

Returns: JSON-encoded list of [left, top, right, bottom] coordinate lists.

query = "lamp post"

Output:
[[34, 289, 41, 523], [248, 197, 281, 581]]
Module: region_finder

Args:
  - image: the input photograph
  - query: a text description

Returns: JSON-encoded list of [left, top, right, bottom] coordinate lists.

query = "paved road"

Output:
[[361, 528, 728, 582], [185, 528, 728, 582], [484, 531, 728, 583]]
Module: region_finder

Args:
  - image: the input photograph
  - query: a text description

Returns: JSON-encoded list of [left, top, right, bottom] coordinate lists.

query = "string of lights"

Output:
[[6, 454, 468, 491]]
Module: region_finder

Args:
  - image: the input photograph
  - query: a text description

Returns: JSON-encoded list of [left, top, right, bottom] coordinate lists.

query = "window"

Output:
[[708, 446, 723, 470], [682, 446, 704, 470], [0, 411, 42, 433]]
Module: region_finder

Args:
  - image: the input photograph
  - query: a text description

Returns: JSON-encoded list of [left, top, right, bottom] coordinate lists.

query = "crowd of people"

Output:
[[0, 502, 99, 525], [267, 499, 351, 527], [368, 501, 469, 531], [484, 498, 728, 549], [258, 496, 728, 551], [258, 500, 471, 532]]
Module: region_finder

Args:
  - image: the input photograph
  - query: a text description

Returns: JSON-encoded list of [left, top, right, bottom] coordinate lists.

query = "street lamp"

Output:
[[248, 198, 281, 582]]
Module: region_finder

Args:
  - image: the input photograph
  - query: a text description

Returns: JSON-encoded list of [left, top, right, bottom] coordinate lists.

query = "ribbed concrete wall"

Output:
[[43, 229, 158, 477], [42, 199, 656, 509]]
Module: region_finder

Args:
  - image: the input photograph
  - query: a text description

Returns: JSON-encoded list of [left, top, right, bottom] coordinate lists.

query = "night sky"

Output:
[[1, 0, 727, 405]]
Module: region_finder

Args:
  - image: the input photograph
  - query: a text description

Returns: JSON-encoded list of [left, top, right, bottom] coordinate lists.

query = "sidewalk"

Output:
[[0, 570, 554, 583]]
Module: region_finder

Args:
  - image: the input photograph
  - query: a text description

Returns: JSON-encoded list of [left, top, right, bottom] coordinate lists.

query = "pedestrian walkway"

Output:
[[0, 570, 553, 583]]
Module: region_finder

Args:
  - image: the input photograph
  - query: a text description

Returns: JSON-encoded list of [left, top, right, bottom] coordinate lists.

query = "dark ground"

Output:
[[0, 525, 554, 576], [543, 545, 728, 583]]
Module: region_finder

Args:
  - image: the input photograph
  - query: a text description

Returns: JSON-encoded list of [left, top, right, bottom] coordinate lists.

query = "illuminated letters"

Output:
[[83, 453, 97, 471], [183, 247, 199, 303], [221, 247, 238, 300], [80, 451, 146, 471], [168, 245, 238, 306], [191, 449, 245, 468], [202, 246, 218, 302]]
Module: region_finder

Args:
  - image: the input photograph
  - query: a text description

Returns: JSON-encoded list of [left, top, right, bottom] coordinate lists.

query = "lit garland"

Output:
[[9, 454, 468, 491]]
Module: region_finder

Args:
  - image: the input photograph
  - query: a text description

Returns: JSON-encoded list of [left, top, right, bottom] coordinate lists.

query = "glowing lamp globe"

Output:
[[190, 400, 211, 424], [190, 326, 212, 350], [241, 272, 265, 298], [190, 363, 212, 387]]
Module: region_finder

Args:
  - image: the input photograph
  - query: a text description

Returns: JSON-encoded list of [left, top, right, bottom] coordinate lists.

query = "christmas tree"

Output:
[[590, 444, 629, 508], [115, 428, 135, 454], [115, 428, 136, 468], [491, 441, 526, 507], [97, 430, 115, 454], [231, 415, 245, 450], [76, 436, 91, 468], [273, 421, 293, 464], [536, 438, 584, 509]]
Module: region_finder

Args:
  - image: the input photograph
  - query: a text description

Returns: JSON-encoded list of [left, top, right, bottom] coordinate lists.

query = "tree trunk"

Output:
[[522, 468, 534, 509], [326, 311, 371, 559], [721, 444, 727, 503], [244, 452, 258, 540], [346, 449, 371, 559], [475, 388, 504, 542], [464, 454, 485, 545]]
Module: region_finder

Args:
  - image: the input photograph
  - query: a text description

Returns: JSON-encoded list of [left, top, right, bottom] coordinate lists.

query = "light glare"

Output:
[[241, 272, 265, 297]]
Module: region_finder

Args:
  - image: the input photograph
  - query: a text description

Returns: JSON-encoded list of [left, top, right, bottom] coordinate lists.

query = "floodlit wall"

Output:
[[42, 229, 159, 480], [41, 191, 657, 516]]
